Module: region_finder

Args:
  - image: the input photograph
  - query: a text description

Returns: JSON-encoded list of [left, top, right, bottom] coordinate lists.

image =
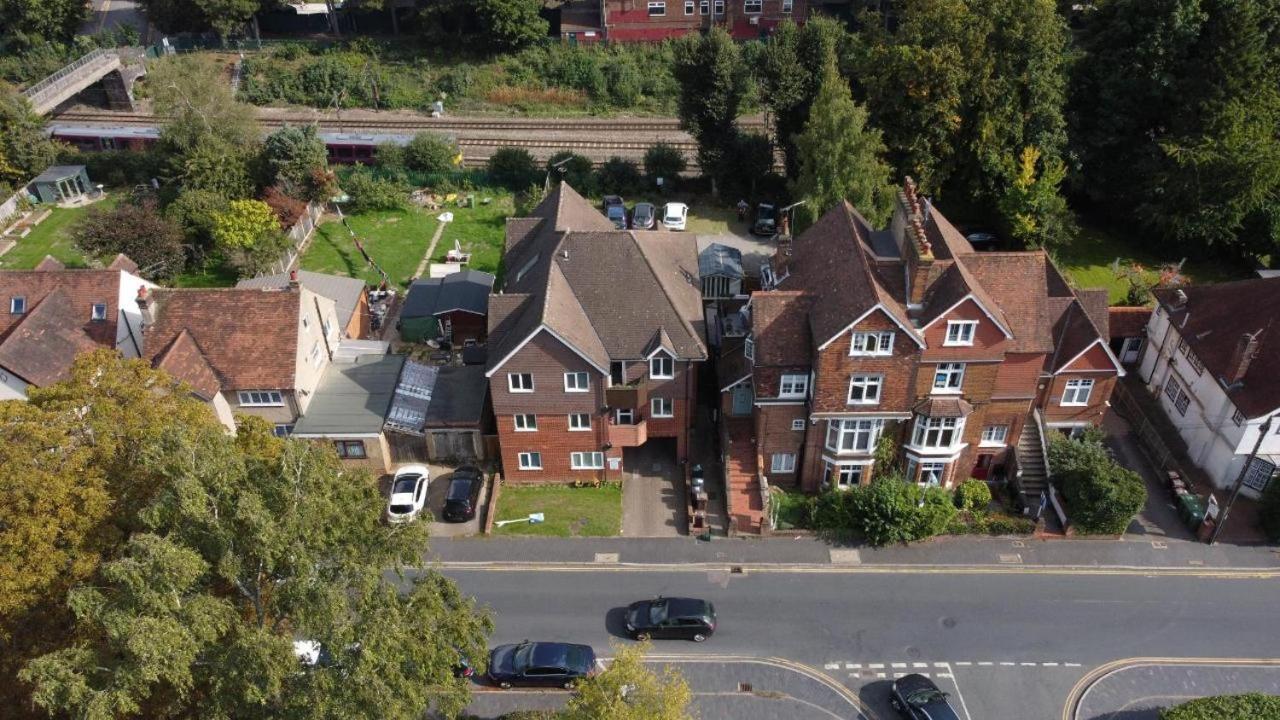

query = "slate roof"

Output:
[[237, 270, 366, 334], [145, 288, 302, 391], [488, 183, 707, 374], [1153, 278, 1280, 419], [402, 269, 495, 319], [0, 288, 99, 386], [292, 354, 404, 436]]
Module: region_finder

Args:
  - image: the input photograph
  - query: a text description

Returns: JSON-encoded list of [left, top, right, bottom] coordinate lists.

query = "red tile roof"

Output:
[[0, 267, 131, 349], [0, 288, 99, 386], [151, 328, 222, 400], [1108, 306, 1152, 339]]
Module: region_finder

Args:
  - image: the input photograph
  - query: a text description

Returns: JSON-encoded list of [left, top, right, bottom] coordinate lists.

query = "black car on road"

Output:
[[625, 596, 716, 642], [487, 641, 596, 689], [890, 673, 961, 720], [442, 465, 483, 522]]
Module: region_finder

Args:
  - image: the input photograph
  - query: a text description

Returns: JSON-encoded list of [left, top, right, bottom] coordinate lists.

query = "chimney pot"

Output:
[[289, 269, 300, 288]]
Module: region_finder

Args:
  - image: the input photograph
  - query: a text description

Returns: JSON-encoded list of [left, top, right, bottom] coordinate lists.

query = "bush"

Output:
[[1161, 693, 1280, 719], [58, 149, 164, 189], [811, 477, 957, 547], [404, 132, 460, 174], [341, 167, 408, 214], [487, 147, 539, 190], [1049, 433, 1147, 535], [375, 143, 407, 172], [955, 479, 993, 511], [596, 156, 641, 195], [72, 197, 186, 280], [643, 143, 687, 186], [546, 151, 596, 195], [1257, 475, 1280, 541], [164, 189, 228, 253]]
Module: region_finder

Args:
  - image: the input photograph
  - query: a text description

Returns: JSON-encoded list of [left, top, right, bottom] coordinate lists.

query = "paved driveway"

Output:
[[383, 462, 487, 538], [621, 439, 687, 537]]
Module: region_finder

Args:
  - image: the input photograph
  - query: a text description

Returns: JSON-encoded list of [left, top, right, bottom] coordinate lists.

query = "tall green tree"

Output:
[[262, 125, 334, 201], [792, 58, 895, 224], [195, 0, 261, 41], [561, 642, 693, 720], [475, 0, 548, 52], [0, 86, 64, 191], [755, 17, 847, 177], [672, 28, 750, 188], [0, 0, 86, 43], [997, 146, 1076, 250]]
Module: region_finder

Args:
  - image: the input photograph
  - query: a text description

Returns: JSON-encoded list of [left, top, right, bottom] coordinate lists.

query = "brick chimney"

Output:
[[136, 285, 155, 327], [289, 269, 300, 289], [1224, 331, 1261, 385], [899, 176, 936, 305]]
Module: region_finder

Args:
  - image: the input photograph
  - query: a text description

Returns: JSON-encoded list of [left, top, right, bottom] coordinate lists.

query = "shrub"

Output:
[[72, 197, 186, 280], [341, 167, 408, 214], [261, 186, 308, 228], [164, 189, 228, 253], [1161, 693, 1280, 719], [404, 132, 460, 174], [811, 477, 956, 547], [487, 147, 539, 190], [596, 157, 641, 196], [955, 479, 993, 511], [643, 143, 687, 186], [1049, 433, 1147, 535], [515, 182, 547, 216], [546, 151, 596, 195], [1260, 477, 1280, 542], [58, 150, 164, 189], [375, 143, 407, 172]]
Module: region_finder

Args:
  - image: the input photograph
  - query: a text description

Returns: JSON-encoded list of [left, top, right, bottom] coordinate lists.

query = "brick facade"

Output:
[[602, 0, 807, 41]]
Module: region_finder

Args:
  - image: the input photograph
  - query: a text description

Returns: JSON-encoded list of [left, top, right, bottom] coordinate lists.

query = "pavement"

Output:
[[1072, 660, 1280, 720], [430, 564, 1280, 720]]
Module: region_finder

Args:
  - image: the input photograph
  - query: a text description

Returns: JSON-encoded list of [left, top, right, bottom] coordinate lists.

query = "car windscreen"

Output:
[[908, 688, 947, 705], [389, 504, 413, 514], [392, 476, 418, 494], [514, 643, 535, 672]]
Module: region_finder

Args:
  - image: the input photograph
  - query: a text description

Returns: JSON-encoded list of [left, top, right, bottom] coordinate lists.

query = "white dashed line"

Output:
[[824, 663, 840, 670], [1021, 662, 1037, 667], [1042, 662, 1058, 667], [937, 673, 953, 678], [914, 662, 928, 668], [876, 672, 886, 678], [1000, 662, 1016, 666], [891, 662, 907, 668], [868, 663, 884, 669], [954, 661, 972, 666], [1065, 663, 1082, 667], [846, 663, 861, 669], [978, 661, 994, 666]]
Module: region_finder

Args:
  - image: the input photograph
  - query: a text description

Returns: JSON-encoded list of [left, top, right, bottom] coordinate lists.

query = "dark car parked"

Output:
[[487, 641, 596, 689], [631, 202, 656, 230], [890, 674, 961, 720], [751, 202, 777, 236], [442, 466, 483, 522], [603, 195, 627, 229], [625, 596, 716, 642]]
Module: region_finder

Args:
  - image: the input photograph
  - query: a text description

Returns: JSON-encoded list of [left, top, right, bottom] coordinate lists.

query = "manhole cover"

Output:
[[829, 549, 862, 565], [738, 682, 753, 693]]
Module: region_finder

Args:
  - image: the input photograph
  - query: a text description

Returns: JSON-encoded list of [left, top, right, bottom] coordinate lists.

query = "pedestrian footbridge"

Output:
[[21, 48, 146, 115]]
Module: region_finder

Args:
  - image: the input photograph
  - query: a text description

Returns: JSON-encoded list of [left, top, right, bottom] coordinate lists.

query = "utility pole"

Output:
[[1210, 416, 1273, 545]]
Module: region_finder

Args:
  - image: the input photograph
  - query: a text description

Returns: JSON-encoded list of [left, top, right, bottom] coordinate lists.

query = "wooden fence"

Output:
[[261, 200, 325, 277]]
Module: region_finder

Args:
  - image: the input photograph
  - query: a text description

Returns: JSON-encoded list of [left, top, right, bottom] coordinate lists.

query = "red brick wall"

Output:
[[1041, 373, 1116, 426], [496, 412, 611, 484], [490, 331, 604, 417], [604, 0, 807, 41], [757, 403, 807, 488], [811, 309, 920, 414], [919, 299, 1007, 363], [912, 361, 1001, 405]]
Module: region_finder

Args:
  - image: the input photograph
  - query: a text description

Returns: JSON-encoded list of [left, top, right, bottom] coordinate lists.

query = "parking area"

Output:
[[621, 439, 687, 537], [380, 463, 491, 537]]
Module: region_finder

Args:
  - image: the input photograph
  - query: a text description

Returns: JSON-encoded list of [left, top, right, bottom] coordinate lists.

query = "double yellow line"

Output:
[[1061, 656, 1280, 720]]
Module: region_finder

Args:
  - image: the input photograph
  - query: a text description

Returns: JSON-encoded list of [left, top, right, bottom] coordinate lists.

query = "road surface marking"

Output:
[[954, 661, 972, 666], [943, 662, 974, 720], [1065, 663, 1082, 667], [1000, 662, 1016, 666], [824, 662, 840, 670], [1043, 662, 1059, 667], [936, 673, 953, 678], [868, 663, 884, 669], [1021, 662, 1038, 667], [876, 672, 886, 678], [891, 662, 906, 668], [978, 661, 993, 666], [913, 662, 928, 668], [1061, 656, 1280, 720], [846, 662, 861, 669]]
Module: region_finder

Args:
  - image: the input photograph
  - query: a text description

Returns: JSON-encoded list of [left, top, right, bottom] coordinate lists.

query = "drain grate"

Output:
[[738, 682, 753, 693], [729, 565, 745, 574]]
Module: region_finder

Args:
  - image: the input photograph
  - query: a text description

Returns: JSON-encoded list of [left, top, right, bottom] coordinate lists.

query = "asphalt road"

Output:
[[435, 567, 1280, 720]]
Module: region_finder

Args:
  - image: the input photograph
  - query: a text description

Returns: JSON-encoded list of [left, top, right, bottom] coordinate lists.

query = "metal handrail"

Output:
[[21, 48, 124, 107]]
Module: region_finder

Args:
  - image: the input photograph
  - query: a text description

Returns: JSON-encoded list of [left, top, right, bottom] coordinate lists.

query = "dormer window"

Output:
[[650, 353, 674, 379], [10, 297, 25, 315], [944, 321, 977, 346], [90, 303, 107, 321]]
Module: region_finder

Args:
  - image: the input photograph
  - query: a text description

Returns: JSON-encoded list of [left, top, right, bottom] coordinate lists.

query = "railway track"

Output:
[[52, 110, 765, 134]]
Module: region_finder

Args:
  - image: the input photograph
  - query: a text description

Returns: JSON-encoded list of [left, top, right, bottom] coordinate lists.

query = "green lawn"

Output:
[[172, 260, 240, 288], [302, 206, 441, 289], [0, 195, 121, 270], [428, 191, 514, 282], [492, 483, 622, 537], [1056, 224, 1249, 304]]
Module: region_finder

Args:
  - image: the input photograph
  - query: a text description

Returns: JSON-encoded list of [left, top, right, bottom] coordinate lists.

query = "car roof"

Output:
[[391, 476, 420, 493], [646, 597, 709, 617], [529, 641, 593, 669], [446, 476, 475, 500], [635, 202, 655, 210]]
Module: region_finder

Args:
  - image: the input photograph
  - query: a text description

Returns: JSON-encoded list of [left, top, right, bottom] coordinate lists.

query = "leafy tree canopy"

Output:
[[562, 642, 694, 720], [72, 196, 188, 279], [0, 0, 86, 44], [262, 125, 333, 201], [672, 28, 750, 182]]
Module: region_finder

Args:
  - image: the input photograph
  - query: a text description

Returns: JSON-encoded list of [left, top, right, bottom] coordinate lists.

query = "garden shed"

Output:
[[399, 269, 494, 344], [29, 165, 92, 205]]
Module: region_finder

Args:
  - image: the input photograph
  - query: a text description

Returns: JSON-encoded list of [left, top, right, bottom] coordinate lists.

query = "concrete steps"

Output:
[[724, 418, 762, 535], [1017, 418, 1049, 499]]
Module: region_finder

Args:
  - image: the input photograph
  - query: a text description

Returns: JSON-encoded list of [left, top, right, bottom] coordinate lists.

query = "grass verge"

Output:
[[493, 483, 622, 537], [0, 195, 121, 270]]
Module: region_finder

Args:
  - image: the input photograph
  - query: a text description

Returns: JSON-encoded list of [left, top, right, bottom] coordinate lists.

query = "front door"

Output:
[[731, 385, 753, 416], [1120, 336, 1143, 364], [972, 453, 993, 480]]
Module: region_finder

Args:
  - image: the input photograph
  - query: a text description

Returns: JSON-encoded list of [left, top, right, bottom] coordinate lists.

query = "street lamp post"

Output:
[[1210, 416, 1273, 545]]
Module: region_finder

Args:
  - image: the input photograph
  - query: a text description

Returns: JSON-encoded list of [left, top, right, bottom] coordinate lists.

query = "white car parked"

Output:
[[387, 465, 429, 523], [662, 202, 689, 231]]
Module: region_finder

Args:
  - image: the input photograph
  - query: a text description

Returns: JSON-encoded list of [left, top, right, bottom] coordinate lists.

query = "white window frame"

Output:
[[847, 374, 883, 405], [508, 373, 534, 393], [980, 425, 1008, 446], [9, 296, 25, 314], [648, 0, 666, 15], [615, 407, 635, 424], [932, 363, 965, 393], [651, 397, 674, 418], [825, 419, 884, 454], [514, 414, 537, 432], [744, 337, 755, 361], [700, 0, 709, 12], [850, 331, 894, 356], [714, 0, 725, 14], [684, 0, 695, 13], [779, 373, 809, 399], [917, 460, 947, 487], [90, 303, 108, 321], [238, 390, 284, 407], [570, 451, 605, 470], [1243, 458, 1276, 492], [309, 341, 323, 368], [825, 460, 868, 489], [1061, 378, 1095, 407], [744, 0, 763, 12], [791, 418, 806, 431], [568, 413, 591, 431], [782, 0, 793, 11], [770, 452, 796, 473], [518, 452, 542, 470], [945, 320, 978, 346], [911, 416, 963, 449], [564, 371, 590, 392], [650, 354, 674, 379]]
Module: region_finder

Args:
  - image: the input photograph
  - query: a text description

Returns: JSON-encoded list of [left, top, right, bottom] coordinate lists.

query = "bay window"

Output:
[[825, 419, 884, 454], [911, 416, 962, 448]]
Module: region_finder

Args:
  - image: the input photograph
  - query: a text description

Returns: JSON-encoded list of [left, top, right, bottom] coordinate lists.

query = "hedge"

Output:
[[1160, 693, 1280, 719]]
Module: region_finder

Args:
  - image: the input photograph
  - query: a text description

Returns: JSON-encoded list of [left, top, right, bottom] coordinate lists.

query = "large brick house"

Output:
[[0, 255, 155, 400], [487, 183, 706, 483], [560, 0, 808, 43], [723, 179, 1122, 509]]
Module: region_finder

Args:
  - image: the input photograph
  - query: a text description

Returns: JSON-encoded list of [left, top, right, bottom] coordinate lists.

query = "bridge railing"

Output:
[[21, 48, 120, 110]]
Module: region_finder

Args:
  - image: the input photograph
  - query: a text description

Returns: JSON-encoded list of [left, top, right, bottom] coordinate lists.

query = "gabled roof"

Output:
[[145, 288, 302, 391], [402, 269, 495, 318], [487, 183, 706, 376], [699, 242, 743, 279], [1047, 298, 1123, 374], [0, 288, 99, 387], [0, 266, 136, 349], [151, 328, 221, 400], [751, 291, 813, 368], [237, 270, 367, 332], [780, 201, 919, 350], [1154, 278, 1280, 419], [916, 261, 1013, 339], [959, 252, 1073, 353]]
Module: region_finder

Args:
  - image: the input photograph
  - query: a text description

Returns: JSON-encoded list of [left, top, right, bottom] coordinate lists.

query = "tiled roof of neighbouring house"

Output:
[[1108, 306, 1152, 340], [0, 288, 100, 387], [237, 270, 367, 335], [0, 266, 137, 349]]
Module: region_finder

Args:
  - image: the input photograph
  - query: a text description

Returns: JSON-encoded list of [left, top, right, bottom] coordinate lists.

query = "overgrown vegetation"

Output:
[[1048, 428, 1147, 535], [1160, 693, 1280, 720]]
